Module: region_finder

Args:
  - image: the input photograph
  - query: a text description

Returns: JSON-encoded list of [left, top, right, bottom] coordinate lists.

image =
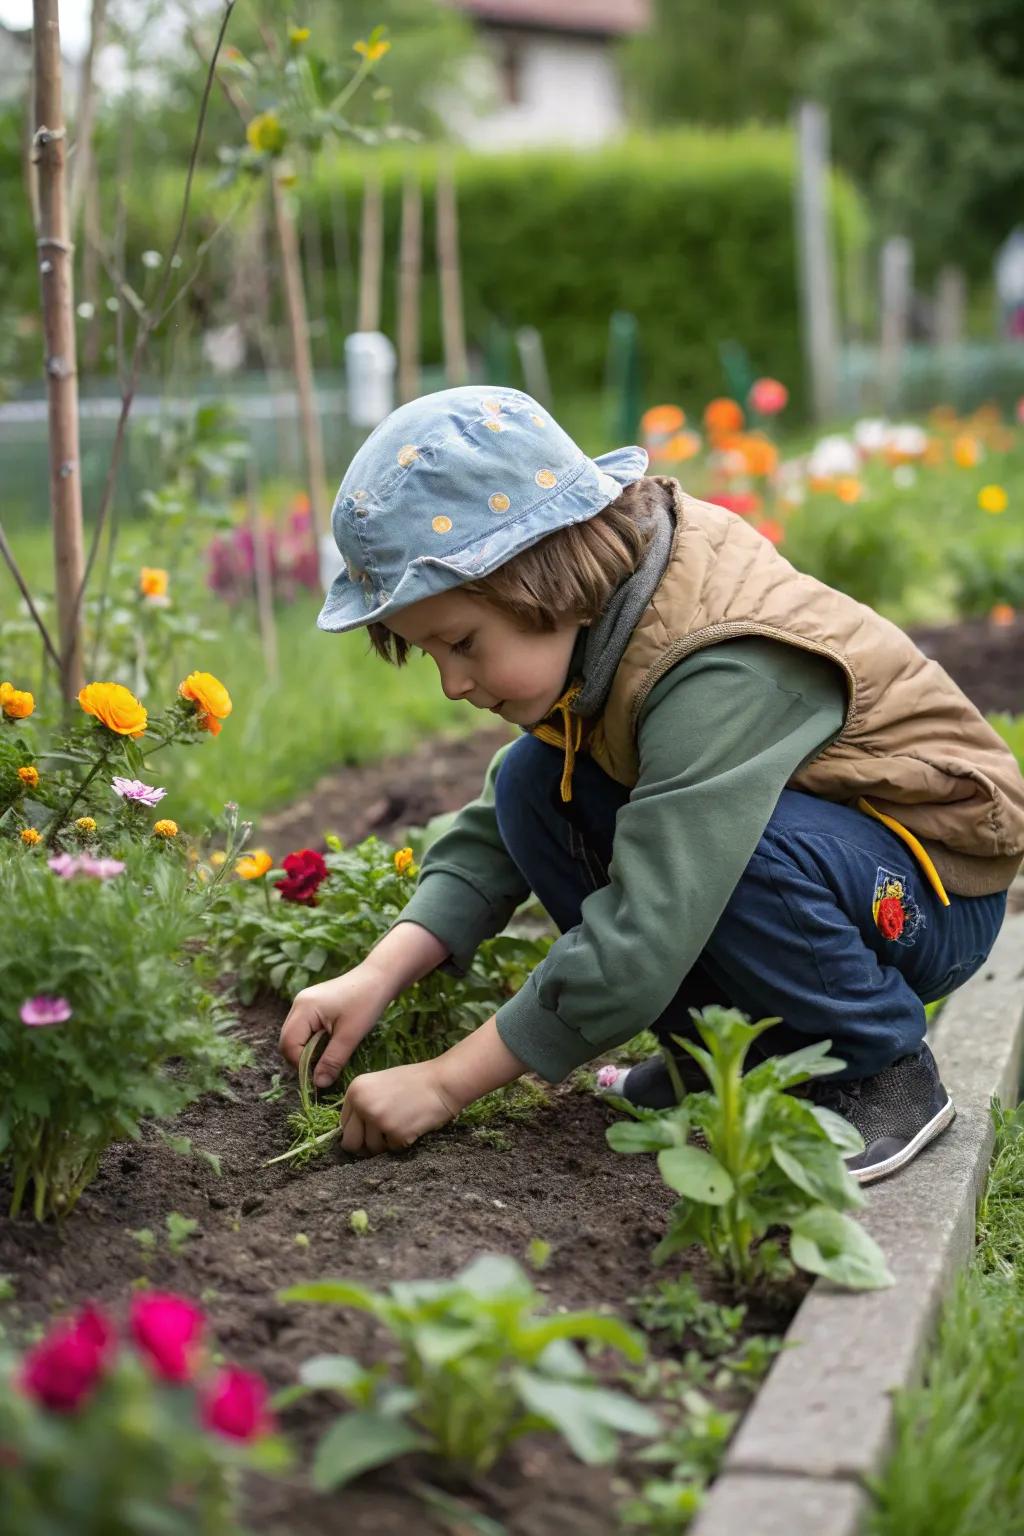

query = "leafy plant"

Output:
[[0, 843, 249, 1220], [607, 1007, 894, 1291], [631, 1275, 746, 1356], [0, 1295, 287, 1536], [279, 1254, 659, 1489]]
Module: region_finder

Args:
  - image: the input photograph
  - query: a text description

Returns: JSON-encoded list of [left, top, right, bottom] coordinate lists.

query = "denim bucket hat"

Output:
[[317, 385, 649, 634]]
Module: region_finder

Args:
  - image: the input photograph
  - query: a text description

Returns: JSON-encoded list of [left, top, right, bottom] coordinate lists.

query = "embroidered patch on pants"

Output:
[[872, 865, 924, 946]]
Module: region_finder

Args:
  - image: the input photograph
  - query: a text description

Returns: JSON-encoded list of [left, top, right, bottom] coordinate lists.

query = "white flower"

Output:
[[141, 250, 163, 269], [852, 418, 890, 455], [887, 424, 929, 459], [105, 296, 120, 312], [806, 435, 859, 480], [76, 301, 95, 320]]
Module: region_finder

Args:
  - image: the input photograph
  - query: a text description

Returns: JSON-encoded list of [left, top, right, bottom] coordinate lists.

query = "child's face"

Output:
[[385, 591, 580, 727]]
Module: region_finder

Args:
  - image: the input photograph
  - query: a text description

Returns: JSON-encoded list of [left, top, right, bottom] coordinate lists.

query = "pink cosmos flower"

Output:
[[111, 777, 167, 807], [200, 1365, 273, 1440], [597, 1064, 621, 1088], [19, 1304, 115, 1413], [20, 995, 73, 1027], [130, 1293, 205, 1382], [749, 377, 789, 415], [48, 854, 125, 880]]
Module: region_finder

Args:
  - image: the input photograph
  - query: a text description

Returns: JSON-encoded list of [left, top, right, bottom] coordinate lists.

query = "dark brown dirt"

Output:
[[0, 1002, 800, 1534], [909, 615, 1024, 717]]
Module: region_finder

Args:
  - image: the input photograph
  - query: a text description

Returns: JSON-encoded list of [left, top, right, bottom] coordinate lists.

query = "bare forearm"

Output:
[[435, 1016, 527, 1112], [363, 921, 450, 1001]]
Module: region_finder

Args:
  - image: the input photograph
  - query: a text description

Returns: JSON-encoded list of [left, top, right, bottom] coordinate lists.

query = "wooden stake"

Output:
[[357, 173, 383, 333], [397, 173, 422, 404], [793, 101, 840, 423], [436, 162, 468, 385], [271, 171, 330, 547], [32, 0, 86, 701]]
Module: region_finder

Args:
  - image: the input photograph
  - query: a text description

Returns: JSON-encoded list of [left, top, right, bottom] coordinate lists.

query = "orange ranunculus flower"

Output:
[[140, 566, 169, 598], [153, 819, 178, 839], [835, 477, 863, 504], [1, 682, 35, 720], [990, 603, 1015, 628], [237, 849, 273, 880], [20, 827, 42, 846], [703, 398, 745, 436], [178, 672, 232, 725], [17, 765, 39, 788], [952, 434, 981, 469], [640, 404, 685, 440], [736, 433, 778, 478], [655, 430, 702, 464], [197, 713, 223, 737], [78, 682, 147, 738]]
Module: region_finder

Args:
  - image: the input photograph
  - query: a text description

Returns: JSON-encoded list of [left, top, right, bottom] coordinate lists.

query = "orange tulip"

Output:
[[704, 398, 745, 436], [640, 404, 686, 439]]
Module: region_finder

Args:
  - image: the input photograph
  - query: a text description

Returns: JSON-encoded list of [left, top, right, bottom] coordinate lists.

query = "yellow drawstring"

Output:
[[531, 685, 583, 802], [857, 797, 951, 907]]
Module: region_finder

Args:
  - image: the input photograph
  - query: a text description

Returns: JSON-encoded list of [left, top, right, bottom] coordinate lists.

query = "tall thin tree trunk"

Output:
[[436, 163, 468, 385], [33, 0, 85, 701], [271, 171, 329, 548]]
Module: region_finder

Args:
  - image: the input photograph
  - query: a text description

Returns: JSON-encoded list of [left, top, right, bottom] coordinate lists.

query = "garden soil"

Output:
[[0, 616, 1013, 1532]]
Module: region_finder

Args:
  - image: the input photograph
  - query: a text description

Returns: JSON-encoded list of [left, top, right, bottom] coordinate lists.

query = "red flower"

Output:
[[201, 1365, 273, 1441], [707, 492, 762, 516], [130, 1293, 205, 1382], [19, 1304, 115, 1413], [755, 519, 785, 545], [749, 377, 789, 415], [275, 848, 328, 906], [876, 895, 905, 940]]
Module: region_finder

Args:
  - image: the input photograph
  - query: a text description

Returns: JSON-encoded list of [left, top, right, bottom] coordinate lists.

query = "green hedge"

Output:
[[301, 129, 868, 412]]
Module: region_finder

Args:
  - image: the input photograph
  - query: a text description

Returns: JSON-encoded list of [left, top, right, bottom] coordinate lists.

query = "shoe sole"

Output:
[[850, 1096, 957, 1185]]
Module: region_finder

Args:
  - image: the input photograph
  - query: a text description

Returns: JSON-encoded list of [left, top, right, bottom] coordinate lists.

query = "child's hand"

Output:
[[279, 965, 393, 1088], [340, 1061, 460, 1155]]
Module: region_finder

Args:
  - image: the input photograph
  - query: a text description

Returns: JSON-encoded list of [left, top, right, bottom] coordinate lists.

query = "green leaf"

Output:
[[806, 1102, 866, 1155], [312, 1411, 426, 1491], [299, 1353, 370, 1392], [606, 1117, 683, 1154], [771, 1138, 864, 1210], [657, 1145, 734, 1204], [790, 1207, 894, 1290], [280, 1279, 377, 1310], [513, 1371, 660, 1463]]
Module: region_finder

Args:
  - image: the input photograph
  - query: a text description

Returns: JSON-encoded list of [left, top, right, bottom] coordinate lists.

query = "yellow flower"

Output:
[[153, 819, 178, 839], [393, 846, 416, 876], [178, 672, 232, 738], [17, 765, 39, 789], [978, 484, 1008, 515], [835, 477, 863, 504], [210, 850, 227, 868], [246, 111, 286, 155], [75, 816, 97, 833], [20, 827, 42, 846], [354, 37, 391, 62], [237, 849, 273, 880], [78, 682, 147, 738], [288, 24, 310, 44], [140, 566, 169, 598], [1, 682, 35, 720]]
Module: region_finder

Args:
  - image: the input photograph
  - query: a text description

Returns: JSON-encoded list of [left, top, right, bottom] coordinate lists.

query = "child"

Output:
[[279, 386, 1024, 1182]]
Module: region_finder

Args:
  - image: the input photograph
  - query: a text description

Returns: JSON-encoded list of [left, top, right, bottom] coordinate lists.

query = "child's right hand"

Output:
[[278, 964, 393, 1088]]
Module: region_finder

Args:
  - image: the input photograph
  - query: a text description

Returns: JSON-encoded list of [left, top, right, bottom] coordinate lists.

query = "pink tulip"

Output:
[[749, 378, 789, 416], [20, 995, 72, 1027], [130, 1293, 205, 1382], [201, 1365, 273, 1440]]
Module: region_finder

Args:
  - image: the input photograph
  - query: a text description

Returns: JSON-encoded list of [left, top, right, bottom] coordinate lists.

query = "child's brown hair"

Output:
[[368, 481, 656, 665]]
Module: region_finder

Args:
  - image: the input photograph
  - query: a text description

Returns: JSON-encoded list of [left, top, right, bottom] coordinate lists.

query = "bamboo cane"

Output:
[[32, 0, 86, 702], [436, 162, 468, 386], [271, 171, 330, 548], [357, 173, 383, 333], [397, 172, 422, 404]]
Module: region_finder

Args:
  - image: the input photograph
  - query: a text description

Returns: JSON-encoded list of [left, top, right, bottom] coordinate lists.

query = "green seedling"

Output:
[[129, 1227, 158, 1258], [349, 1209, 370, 1237], [259, 1073, 286, 1102], [165, 1212, 200, 1256], [279, 1254, 659, 1489], [0, 1275, 16, 1303], [265, 1033, 343, 1168], [294, 1232, 310, 1249], [607, 1007, 894, 1291], [457, 1077, 549, 1129], [631, 1275, 745, 1355], [526, 1238, 552, 1272], [472, 1127, 511, 1151]]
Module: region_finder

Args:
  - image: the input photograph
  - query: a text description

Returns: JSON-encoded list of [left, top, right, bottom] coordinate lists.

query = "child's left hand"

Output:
[[340, 1060, 460, 1155]]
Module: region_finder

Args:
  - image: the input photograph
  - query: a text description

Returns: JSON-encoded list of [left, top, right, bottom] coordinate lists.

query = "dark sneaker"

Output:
[[804, 1042, 955, 1185]]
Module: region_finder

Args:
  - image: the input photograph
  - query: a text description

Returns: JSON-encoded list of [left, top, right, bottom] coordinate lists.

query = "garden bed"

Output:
[[0, 997, 801, 1534]]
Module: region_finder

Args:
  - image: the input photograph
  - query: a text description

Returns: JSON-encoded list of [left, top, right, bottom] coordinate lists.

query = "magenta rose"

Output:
[[130, 1293, 205, 1382], [275, 848, 328, 906], [19, 1304, 115, 1413], [200, 1365, 273, 1440]]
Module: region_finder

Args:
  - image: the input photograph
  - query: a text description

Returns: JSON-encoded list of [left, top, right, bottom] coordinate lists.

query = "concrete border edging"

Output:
[[690, 905, 1024, 1536]]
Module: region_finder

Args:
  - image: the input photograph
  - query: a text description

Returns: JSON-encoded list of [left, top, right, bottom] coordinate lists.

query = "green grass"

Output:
[[866, 1101, 1024, 1534]]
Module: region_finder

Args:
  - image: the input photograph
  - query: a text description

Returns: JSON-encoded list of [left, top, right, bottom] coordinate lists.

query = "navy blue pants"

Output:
[[493, 735, 1007, 1081]]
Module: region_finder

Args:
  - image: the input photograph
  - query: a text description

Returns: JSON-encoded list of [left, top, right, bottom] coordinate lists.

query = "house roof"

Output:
[[450, 0, 650, 36]]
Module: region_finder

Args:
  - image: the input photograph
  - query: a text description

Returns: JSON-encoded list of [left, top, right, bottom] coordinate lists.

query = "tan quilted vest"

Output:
[[583, 479, 1024, 896]]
